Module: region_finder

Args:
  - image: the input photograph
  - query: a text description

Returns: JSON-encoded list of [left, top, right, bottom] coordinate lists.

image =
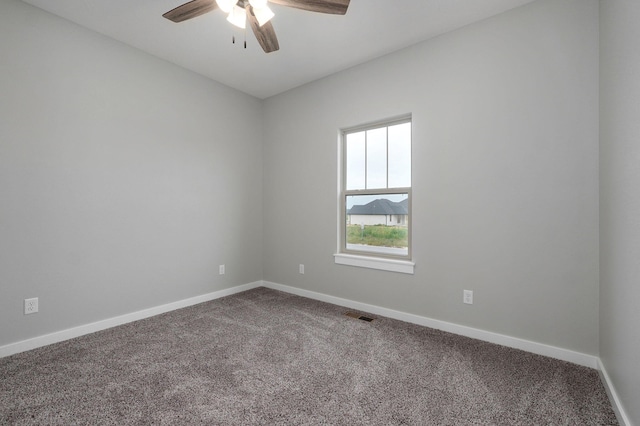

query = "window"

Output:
[[335, 116, 414, 274]]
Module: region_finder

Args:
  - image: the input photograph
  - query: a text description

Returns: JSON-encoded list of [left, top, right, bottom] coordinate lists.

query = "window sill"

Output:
[[334, 253, 415, 274]]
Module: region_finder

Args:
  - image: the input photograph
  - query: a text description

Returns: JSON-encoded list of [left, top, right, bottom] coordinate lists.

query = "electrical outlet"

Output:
[[299, 264, 305, 274], [463, 290, 473, 305], [219, 264, 225, 275], [24, 298, 39, 315]]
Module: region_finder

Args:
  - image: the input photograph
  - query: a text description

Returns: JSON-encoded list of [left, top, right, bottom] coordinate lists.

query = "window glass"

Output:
[[345, 132, 365, 190], [346, 193, 409, 257], [340, 116, 412, 260], [388, 122, 412, 188], [366, 127, 387, 189]]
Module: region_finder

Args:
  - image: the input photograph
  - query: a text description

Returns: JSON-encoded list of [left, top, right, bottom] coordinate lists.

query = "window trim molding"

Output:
[[333, 253, 415, 274], [337, 114, 413, 272], [340, 114, 412, 136]]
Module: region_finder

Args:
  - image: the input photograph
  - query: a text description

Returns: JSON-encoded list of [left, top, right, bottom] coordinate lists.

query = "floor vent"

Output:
[[345, 312, 375, 322]]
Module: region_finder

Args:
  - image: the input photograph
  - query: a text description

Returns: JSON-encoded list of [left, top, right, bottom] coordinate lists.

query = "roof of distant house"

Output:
[[348, 198, 408, 215]]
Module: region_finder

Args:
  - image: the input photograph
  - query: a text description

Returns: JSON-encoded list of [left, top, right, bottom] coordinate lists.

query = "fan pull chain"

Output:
[[230, 28, 246, 49]]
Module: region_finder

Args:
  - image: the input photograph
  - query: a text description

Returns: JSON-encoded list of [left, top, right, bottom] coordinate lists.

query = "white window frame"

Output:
[[334, 115, 415, 274]]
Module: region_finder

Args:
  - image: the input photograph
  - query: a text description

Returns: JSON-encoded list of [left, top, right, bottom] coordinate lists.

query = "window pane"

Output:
[[366, 127, 387, 189], [388, 122, 411, 188], [346, 193, 409, 256], [346, 131, 365, 190]]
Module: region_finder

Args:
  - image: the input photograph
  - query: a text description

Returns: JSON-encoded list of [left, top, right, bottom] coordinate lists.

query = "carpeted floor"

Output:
[[0, 287, 618, 425]]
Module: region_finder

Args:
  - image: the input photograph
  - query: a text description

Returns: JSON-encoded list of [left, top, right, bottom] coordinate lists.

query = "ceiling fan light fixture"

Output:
[[253, 5, 275, 26], [163, 0, 351, 54], [227, 5, 247, 29], [216, 0, 236, 14]]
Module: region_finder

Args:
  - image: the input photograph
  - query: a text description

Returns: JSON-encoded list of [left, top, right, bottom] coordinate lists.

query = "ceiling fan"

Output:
[[163, 0, 350, 53]]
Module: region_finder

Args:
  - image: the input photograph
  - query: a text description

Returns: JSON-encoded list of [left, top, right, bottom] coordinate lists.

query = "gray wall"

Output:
[[0, 0, 263, 347], [6, 5, 633, 418], [600, 0, 640, 423], [263, 0, 600, 355]]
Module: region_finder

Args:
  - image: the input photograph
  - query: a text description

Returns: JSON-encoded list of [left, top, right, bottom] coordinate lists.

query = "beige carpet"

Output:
[[0, 287, 618, 425]]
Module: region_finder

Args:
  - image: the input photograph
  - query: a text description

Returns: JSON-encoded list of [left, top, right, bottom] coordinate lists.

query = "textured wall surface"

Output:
[[600, 0, 640, 423], [0, 0, 263, 347], [262, 0, 600, 355]]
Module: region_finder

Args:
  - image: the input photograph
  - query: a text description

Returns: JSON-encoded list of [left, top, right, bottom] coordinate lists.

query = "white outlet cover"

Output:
[[463, 290, 473, 305], [219, 265, 225, 275], [24, 297, 39, 314], [299, 264, 305, 274]]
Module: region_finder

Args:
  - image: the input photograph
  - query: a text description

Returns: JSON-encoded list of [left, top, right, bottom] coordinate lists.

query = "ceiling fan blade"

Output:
[[246, 6, 280, 53], [268, 0, 349, 15], [163, 0, 217, 23]]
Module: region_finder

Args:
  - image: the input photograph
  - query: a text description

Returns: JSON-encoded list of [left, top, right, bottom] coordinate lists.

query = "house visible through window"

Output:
[[339, 116, 411, 260]]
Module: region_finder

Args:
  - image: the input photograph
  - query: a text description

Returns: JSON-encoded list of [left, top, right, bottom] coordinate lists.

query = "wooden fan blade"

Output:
[[268, 0, 349, 15], [163, 0, 217, 23], [246, 6, 280, 53]]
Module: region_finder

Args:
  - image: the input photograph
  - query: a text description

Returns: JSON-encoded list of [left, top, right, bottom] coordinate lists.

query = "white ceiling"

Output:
[[19, 0, 537, 99]]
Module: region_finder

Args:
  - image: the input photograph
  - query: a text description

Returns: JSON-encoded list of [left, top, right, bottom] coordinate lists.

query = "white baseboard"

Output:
[[2, 280, 626, 422], [262, 281, 599, 369], [0, 281, 263, 358], [597, 358, 632, 426], [2, 280, 599, 369], [263, 281, 634, 424]]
